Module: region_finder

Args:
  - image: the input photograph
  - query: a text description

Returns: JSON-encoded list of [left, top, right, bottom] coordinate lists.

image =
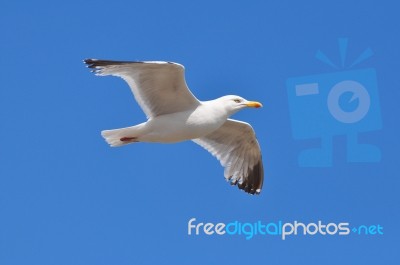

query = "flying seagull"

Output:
[[84, 59, 264, 194]]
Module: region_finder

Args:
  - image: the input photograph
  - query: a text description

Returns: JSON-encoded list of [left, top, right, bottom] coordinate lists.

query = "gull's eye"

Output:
[[233, 99, 241, 103]]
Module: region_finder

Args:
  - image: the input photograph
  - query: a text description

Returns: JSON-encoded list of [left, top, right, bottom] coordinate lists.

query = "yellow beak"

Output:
[[246, 101, 263, 108]]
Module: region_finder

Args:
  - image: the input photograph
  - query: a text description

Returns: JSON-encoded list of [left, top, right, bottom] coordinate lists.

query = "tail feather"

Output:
[[101, 126, 141, 147]]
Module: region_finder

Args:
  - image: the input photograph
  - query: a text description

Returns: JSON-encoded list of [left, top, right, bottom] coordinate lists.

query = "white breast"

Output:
[[140, 103, 229, 143]]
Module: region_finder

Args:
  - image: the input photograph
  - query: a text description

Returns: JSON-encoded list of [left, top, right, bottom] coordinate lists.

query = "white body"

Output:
[[109, 101, 230, 143]]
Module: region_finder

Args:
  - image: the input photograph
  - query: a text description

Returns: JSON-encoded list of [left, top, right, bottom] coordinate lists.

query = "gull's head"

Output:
[[217, 95, 263, 115]]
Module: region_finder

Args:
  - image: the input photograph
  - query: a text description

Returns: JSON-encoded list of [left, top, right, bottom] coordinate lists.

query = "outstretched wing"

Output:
[[192, 119, 264, 195], [84, 59, 200, 118]]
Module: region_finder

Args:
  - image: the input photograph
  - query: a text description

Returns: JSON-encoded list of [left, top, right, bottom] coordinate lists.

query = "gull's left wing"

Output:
[[192, 119, 264, 195]]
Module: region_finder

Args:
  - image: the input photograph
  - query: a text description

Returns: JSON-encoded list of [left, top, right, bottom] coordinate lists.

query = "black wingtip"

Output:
[[236, 159, 264, 195], [83, 58, 94, 64], [83, 58, 180, 68], [83, 58, 99, 68], [83, 58, 124, 69], [83, 58, 148, 68]]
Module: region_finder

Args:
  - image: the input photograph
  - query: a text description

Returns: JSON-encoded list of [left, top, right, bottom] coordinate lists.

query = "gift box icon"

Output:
[[286, 39, 382, 167]]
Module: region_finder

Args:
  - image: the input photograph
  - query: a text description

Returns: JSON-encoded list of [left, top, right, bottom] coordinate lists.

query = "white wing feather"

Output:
[[84, 59, 200, 118], [193, 119, 264, 194]]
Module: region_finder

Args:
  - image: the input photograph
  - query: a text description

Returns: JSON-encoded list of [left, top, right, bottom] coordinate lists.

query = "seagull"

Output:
[[84, 59, 264, 195]]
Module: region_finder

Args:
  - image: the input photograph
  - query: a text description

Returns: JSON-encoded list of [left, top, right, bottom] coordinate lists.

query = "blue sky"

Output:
[[1, 0, 399, 264]]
